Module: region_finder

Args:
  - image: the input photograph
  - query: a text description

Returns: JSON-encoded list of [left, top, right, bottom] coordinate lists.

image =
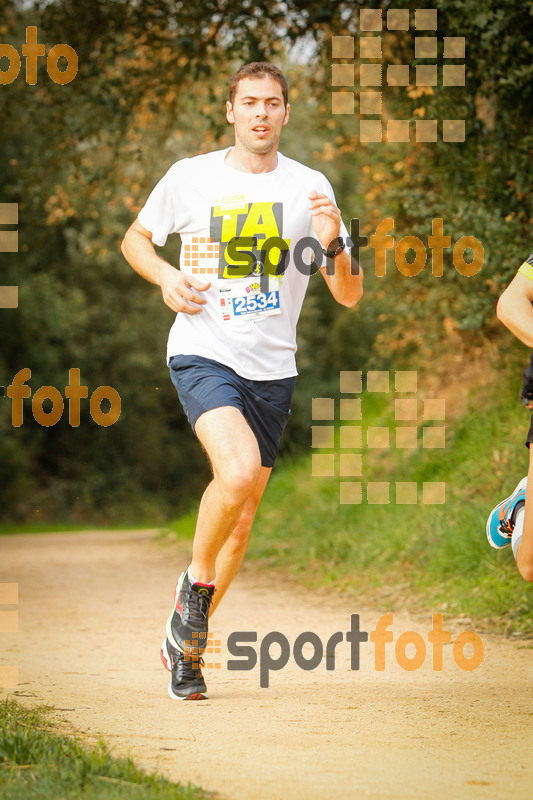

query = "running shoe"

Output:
[[160, 638, 208, 701], [486, 477, 527, 549], [166, 569, 215, 655]]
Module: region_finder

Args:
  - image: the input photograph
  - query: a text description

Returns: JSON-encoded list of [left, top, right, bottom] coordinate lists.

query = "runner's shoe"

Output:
[[160, 638, 208, 701], [486, 477, 527, 549], [166, 569, 215, 655]]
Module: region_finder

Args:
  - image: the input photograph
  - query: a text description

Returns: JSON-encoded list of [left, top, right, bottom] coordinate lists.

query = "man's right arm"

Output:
[[497, 270, 533, 348], [120, 219, 210, 314]]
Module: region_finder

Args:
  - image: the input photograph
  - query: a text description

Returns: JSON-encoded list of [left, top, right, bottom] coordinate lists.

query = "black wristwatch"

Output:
[[322, 237, 345, 258]]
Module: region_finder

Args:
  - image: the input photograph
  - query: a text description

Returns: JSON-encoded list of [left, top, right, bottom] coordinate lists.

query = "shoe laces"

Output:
[[182, 584, 214, 629], [499, 499, 525, 537], [177, 654, 205, 681], [499, 519, 513, 536]]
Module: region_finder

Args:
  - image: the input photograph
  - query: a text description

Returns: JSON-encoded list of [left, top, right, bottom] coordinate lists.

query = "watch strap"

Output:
[[322, 237, 345, 258]]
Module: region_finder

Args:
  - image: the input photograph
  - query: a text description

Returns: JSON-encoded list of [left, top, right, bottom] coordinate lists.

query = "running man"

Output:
[[121, 62, 363, 699], [486, 252, 533, 582], [519, 353, 533, 409]]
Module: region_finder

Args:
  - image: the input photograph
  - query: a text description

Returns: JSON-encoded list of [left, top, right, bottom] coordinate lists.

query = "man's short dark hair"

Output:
[[228, 62, 289, 107]]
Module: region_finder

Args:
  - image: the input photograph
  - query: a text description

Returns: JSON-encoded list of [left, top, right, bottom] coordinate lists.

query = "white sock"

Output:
[[187, 566, 216, 585], [512, 508, 525, 560]]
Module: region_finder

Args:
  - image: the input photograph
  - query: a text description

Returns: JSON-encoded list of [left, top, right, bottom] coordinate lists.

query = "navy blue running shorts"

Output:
[[168, 354, 296, 468]]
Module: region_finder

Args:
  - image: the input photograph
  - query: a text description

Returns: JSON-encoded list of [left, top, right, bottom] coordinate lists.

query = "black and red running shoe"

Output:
[[160, 638, 208, 701], [166, 569, 215, 655]]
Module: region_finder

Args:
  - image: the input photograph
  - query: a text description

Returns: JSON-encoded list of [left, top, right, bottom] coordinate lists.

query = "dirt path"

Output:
[[1, 530, 532, 799]]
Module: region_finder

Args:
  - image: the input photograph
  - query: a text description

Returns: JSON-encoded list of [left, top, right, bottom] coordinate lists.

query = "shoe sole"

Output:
[[168, 686, 208, 701], [160, 639, 208, 701], [486, 477, 528, 550]]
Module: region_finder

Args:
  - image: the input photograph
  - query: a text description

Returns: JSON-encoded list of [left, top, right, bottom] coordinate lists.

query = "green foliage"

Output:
[[0, 699, 209, 799], [1, 0, 532, 521], [341, 0, 533, 349]]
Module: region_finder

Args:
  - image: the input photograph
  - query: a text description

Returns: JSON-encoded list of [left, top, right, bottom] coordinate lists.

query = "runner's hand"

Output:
[[159, 265, 210, 314], [308, 190, 341, 251]]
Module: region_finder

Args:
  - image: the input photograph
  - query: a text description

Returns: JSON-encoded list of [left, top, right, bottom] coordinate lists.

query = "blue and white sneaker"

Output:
[[486, 477, 527, 549]]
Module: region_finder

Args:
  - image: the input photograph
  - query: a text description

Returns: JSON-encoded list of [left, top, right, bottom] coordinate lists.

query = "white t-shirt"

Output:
[[138, 147, 349, 380]]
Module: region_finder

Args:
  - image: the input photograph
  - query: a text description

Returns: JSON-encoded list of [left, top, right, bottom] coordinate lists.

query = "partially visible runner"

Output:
[[486, 252, 533, 582], [519, 353, 533, 409], [121, 62, 363, 699]]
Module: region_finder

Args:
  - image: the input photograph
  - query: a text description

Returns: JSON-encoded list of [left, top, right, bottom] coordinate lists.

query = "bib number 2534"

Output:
[[233, 291, 279, 316]]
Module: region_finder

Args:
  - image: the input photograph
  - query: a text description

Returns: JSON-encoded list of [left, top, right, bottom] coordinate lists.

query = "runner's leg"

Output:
[[209, 465, 271, 615], [515, 445, 533, 582], [190, 405, 262, 584]]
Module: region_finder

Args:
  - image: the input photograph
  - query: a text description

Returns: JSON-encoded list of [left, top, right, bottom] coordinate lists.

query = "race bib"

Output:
[[218, 277, 281, 323]]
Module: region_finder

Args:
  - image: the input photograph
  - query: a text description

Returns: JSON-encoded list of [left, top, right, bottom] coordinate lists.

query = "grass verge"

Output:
[[0, 698, 210, 800]]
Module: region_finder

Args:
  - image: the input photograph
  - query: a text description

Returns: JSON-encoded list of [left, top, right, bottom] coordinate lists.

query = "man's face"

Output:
[[226, 76, 290, 155]]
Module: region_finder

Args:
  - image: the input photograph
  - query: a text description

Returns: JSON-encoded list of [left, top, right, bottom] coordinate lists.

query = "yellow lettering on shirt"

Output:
[[211, 201, 248, 241], [212, 201, 290, 279]]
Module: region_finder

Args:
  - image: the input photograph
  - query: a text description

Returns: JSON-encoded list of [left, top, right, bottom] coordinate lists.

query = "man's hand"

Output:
[[308, 191, 341, 250], [121, 219, 210, 314], [307, 190, 363, 308], [159, 264, 210, 314]]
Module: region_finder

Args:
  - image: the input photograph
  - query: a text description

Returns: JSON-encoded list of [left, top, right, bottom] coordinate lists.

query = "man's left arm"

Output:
[[497, 265, 533, 348], [308, 191, 363, 307]]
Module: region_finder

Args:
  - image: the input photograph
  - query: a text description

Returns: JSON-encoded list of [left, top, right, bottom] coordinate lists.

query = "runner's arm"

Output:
[[121, 219, 210, 314], [320, 248, 363, 308], [308, 192, 363, 307], [497, 271, 533, 348]]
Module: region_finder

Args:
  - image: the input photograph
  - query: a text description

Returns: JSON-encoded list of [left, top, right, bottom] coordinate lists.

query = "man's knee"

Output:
[[215, 456, 262, 505]]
